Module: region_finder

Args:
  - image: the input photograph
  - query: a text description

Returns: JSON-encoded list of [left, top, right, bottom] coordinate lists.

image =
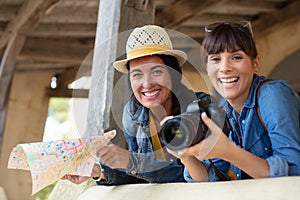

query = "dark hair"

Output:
[[202, 24, 258, 59]]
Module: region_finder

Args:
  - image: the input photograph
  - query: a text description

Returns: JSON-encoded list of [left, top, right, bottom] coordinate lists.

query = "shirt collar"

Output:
[[243, 74, 260, 109], [128, 96, 149, 125]]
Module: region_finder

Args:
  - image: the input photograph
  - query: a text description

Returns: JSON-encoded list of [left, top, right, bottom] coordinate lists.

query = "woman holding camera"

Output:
[[63, 25, 210, 184], [174, 21, 300, 182]]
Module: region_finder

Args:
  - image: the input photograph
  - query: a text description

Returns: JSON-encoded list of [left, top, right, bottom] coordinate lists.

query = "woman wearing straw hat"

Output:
[[63, 25, 211, 184]]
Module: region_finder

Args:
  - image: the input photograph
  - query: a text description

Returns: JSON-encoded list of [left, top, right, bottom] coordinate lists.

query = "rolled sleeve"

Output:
[[260, 81, 300, 176], [183, 161, 219, 182], [267, 155, 289, 177]]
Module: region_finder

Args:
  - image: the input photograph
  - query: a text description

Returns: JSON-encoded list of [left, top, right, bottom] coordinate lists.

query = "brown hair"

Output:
[[202, 23, 258, 60]]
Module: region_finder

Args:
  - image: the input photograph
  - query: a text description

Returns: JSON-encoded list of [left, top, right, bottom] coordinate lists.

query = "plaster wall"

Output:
[[0, 72, 52, 200], [256, 19, 300, 77]]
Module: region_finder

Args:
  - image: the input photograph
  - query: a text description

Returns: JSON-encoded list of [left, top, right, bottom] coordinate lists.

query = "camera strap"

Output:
[[255, 79, 271, 133], [208, 159, 231, 181], [149, 114, 166, 160], [238, 79, 272, 180]]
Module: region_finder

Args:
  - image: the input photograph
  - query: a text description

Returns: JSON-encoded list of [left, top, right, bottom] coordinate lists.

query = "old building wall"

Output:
[[0, 72, 52, 200], [256, 19, 300, 76]]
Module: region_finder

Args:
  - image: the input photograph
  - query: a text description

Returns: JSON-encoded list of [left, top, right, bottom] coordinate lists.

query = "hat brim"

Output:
[[113, 50, 187, 73]]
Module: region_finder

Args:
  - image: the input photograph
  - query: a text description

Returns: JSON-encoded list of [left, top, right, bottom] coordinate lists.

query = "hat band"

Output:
[[127, 45, 171, 59]]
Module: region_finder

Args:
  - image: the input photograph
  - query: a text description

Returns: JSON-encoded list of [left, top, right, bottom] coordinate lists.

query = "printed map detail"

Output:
[[7, 130, 116, 195]]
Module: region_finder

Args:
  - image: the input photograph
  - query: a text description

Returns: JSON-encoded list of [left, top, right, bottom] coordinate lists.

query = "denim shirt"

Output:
[[184, 75, 300, 182], [96, 86, 210, 185], [122, 91, 211, 183], [96, 99, 185, 185], [122, 101, 185, 183]]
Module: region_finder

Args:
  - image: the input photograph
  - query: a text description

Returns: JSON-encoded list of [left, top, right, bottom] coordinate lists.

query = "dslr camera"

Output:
[[160, 99, 229, 151]]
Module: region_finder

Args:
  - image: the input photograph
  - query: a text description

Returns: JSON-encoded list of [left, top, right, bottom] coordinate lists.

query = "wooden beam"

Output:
[[31, 23, 96, 38], [56, 66, 80, 88], [0, 34, 26, 154], [46, 87, 89, 98], [181, 14, 252, 27], [0, 0, 60, 49], [0, 5, 18, 21], [0, 0, 61, 108], [201, 0, 282, 16], [40, 6, 99, 24], [56, 58, 92, 88], [85, 0, 123, 137], [0, 0, 60, 154], [16, 61, 74, 72], [0, 110, 5, 152], [19, 37, 94, 64], [115, 0, 156, 63], [0, 34, 25, 109], [155, 0, 220, 28], [253, 0, 300, 37]]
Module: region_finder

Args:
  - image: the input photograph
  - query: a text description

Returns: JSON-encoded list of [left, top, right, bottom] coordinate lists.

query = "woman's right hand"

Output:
[[170, 112, 231, 160]]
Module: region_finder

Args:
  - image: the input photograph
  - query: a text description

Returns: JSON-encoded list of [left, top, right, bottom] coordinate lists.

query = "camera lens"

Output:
[[160, 116, 198, 151]]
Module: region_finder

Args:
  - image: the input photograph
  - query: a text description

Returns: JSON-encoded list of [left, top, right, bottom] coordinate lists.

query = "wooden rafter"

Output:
[[155, 0, 221, 28], [46, 87, 89, 98], [0, 0, 60, 50], [253, 0, 300, 37], [19, 37, 94, 64], [0, 0, 60, 109], [0, 0, 60, 151]]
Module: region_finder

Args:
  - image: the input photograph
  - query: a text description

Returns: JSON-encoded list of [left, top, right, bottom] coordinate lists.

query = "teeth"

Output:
[[144, 90, 159, 97], [220, 77, 238, 83]]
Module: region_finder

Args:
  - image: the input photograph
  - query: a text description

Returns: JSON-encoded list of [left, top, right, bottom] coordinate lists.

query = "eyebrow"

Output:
[[130, 68, 142, 74], [130, 65, 166, 73], [150, 65, 166, 71], [209, 49, 242, 55]]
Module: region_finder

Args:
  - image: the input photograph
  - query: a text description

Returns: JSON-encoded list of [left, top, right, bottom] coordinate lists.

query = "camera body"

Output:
[[160, 99, 228, 151]]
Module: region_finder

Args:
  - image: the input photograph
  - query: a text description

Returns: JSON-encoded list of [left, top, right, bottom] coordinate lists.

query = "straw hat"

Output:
[[113, 25, 187, 73]]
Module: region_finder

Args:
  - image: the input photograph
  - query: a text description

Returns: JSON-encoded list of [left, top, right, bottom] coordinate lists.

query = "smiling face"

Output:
[[129, 55, 173, 112], [206, 50, 259, 112]]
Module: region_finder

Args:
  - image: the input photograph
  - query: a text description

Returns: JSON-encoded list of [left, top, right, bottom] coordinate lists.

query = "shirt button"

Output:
[[131, 170, 137, 175], [242, 120, 245, 123], [237, 174, 240, 178], [265, 147, 268, 151]]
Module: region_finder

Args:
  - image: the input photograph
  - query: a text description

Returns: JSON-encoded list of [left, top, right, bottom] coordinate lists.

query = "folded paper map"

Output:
[[7, 130, 116, 195]]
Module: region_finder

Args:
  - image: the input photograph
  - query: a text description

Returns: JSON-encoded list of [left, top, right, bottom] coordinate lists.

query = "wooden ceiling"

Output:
[[0, 0, 299, 90]]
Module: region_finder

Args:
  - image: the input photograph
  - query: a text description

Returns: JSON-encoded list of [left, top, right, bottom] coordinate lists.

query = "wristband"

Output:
[[92, 162, 105, 181]]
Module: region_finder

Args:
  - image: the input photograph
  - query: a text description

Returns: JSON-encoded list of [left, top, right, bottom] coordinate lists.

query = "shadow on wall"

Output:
[[269, 50, 300, 93]]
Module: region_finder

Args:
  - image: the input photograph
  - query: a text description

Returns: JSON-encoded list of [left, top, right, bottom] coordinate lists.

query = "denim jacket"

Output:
[[184, 75, 300, 182], [97, 87, 211, 185]]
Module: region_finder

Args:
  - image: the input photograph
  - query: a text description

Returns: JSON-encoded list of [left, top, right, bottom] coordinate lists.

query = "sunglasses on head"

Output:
[[205, 21, 253, 36]]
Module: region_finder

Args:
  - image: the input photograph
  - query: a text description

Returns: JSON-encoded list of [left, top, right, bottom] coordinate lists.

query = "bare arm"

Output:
[[180, 156, 208, 182], [222, 142, 270, 178], [180, 112, 270, 180]]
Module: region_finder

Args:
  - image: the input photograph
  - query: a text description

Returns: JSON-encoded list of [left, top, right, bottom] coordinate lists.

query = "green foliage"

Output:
[[48, 98, 70, 123], [35, 98, 70, 199], [35, 182, 56, 200]]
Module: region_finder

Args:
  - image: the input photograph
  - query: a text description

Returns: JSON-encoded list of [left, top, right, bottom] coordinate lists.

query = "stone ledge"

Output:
[[78, 176, 300, 200], [0, 187, 7, 200]]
